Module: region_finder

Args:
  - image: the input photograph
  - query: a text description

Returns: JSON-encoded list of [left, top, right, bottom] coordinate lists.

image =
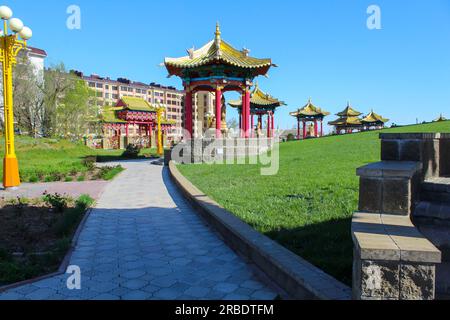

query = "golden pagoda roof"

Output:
[[165, 23, 274, 77], [228, 83, 286, 108], [328, 116, 362, 126], [361, 110, 389, 124], [100, 107, 127, 124], [289, 99, 330, 118], [118, 96, 156, 112], [336, 103, 362, 117], [433, 114, 447, 122]]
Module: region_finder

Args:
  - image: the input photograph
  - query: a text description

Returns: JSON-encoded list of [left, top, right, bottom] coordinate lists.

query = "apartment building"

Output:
[[73, 71, 185, 142]]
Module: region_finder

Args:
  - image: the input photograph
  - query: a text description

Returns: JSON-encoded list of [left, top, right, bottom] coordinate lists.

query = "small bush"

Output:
[[77, 175, 85, 182], [28, 176, 39, 183], [287, 133, 296, 141], [82, 156, 96, 170], [75, 194, 94, 209], [97, 165, 124, 181], [64, 176, 74, 182], [42, 192, 70, 213], [122, 144, 141, 158]]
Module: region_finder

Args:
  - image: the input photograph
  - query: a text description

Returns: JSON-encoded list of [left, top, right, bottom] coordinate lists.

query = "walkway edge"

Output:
[[168, 161, 352, 300]]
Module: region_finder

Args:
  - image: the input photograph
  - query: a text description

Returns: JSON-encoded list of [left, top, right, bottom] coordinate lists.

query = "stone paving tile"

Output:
[[0, 161, 278, 300]]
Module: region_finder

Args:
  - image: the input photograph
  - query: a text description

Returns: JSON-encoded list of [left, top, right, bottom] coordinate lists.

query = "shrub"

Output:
[[287, 133, 296, 141], [97, 165, 124, 181], [122, 144, 141, 158], [28, 176, 39, 183], [82, 156, 96, 170], [64, 176, 74, 182], [77, 175, 85, 182], [42, 192, 70, 213], [75, 194, 94, 209]]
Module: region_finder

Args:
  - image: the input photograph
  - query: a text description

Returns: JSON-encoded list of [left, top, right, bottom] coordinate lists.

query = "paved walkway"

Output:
[[0, 181, 108, 201], [0, 160, 278, 300]]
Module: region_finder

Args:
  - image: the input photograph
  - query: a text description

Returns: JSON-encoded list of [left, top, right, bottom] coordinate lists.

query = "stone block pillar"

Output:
[[357, 161, 422, 215], [380, 133, 441, 179]]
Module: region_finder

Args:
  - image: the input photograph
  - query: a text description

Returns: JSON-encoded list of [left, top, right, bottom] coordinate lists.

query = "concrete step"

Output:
[[414, 201, 450, 226], [421, 178, 450, 203]]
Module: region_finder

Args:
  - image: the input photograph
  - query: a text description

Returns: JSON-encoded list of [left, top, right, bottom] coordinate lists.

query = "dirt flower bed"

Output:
[[0, 193, 94, 286]]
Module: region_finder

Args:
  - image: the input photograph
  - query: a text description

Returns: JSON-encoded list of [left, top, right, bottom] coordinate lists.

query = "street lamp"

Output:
[[155, 104, 166, 157], [0, 5, 32, 188]]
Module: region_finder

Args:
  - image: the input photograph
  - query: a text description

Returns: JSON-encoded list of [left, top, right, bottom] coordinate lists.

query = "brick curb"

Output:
[[168, 161, 352, 300]]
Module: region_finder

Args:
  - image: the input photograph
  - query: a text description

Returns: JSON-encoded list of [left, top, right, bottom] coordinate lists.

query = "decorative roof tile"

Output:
[[289, 98, 330, 118], [228, 83, 286, 109], [165, 23, 274, 77]]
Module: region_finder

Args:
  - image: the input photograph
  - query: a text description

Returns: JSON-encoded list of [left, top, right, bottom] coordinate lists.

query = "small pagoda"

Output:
[[433, 114, 447, 122], [164, 23, 275, 139], [361, 110, 389, 130], [328, 102, 363, 134], [97, 97, 175, 149], [228, 83, 286, 138], [290, 99, 330, 139]]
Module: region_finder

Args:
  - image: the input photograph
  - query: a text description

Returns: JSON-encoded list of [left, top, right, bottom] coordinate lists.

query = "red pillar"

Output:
[[303, 121, 307, 139], [314, 119, 318, 137], [297, 118, 300, 139], [184, 89, 193, 139], [239, 111, 242, 138], [215, 86, 222, 138], [242, 88, 251, 138], [149, 123, 153, 148], [250, 114, 254, 138], [271, 113, 275, 137], [321, 120, 323, 137]]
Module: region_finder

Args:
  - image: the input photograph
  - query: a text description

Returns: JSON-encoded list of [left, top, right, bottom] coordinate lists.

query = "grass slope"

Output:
[[178, 121, 450, 285]]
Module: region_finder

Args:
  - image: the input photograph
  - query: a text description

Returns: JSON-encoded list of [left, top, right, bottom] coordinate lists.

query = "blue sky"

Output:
[[8, 0, 450, 131]]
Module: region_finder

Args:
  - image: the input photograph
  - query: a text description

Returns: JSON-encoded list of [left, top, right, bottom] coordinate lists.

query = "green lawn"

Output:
[[0, 136, 157, 183], [177, 121, 450, 285]]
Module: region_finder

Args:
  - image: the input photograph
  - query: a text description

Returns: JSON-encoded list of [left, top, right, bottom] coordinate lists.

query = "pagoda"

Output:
[[328, 102, 363, 134], [361, 110, 389, 130], [164, 23, 275, 139], [228, 83, 286, 138], [433, 114, 447, 122], [98, 97, 175, 149], [289, 99, 330, 139]]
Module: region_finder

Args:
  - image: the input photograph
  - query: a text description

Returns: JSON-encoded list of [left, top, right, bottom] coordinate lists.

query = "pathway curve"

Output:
[[0, 160, 278, 300]]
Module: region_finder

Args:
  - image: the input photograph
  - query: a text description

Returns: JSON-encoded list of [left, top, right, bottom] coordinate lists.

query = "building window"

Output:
[[96, 83, 103, 88]]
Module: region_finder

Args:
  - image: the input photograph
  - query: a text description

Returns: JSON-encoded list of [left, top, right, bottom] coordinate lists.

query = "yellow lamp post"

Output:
[[155, 104, 165, 156], [0, 6, 33, 188]]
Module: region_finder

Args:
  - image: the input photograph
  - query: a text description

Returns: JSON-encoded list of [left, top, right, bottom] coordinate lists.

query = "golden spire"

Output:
[[215, 22, 221, 40], [214, 22, 222, 57]]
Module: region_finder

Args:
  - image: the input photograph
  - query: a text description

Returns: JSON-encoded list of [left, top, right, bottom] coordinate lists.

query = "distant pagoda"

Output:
[[328, 102, 363, 134], [229, 83, 286, 137], [433, 114, 447, 122], [290, 98, 330, 139], [361, 110, 389, 130]]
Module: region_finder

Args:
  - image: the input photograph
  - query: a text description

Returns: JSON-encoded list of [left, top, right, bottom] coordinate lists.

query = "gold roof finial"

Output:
[[214, 22, 222, 57], [215, 22, 221, 40]]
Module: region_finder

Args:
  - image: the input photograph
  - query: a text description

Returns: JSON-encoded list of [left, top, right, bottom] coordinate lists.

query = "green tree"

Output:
[[54, 77, 95, 140]]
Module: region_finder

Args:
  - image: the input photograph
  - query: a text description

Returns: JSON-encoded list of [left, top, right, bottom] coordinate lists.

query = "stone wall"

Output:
[[170, 138, 274, 164], [352, 133, 443, 300]]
